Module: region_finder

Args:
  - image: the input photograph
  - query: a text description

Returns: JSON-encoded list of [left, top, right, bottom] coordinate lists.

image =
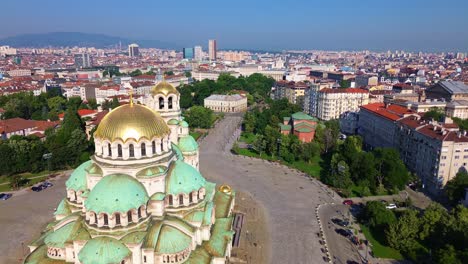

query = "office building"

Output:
[[128, 43, 140, 57], [183, 48, 194, 59], [208, 39, 217, 61], [204, 94, 247, 112], [74, 53, 92, 68]]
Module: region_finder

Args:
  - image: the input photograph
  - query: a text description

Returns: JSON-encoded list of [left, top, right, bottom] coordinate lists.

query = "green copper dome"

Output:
[[44, 221, 90, 248], [168, 119, 179, 125], [78, 236, 131, 264], [166, 160, 206, 195], [180, 120, 189, 128], [178, 135, 198, 153], [84, 174, 149, 214], [66, 160, 92, 192]]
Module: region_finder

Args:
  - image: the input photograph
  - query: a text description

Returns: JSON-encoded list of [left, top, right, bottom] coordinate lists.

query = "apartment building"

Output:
[[271, 81, 309, 105], [305, 86, 369, 120]]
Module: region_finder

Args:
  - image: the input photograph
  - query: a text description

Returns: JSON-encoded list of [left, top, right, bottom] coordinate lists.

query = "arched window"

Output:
[[141, 143, 146, 156], [179, 194, 184, 206], [138, 206, 142, 219], [108, 143, 112, 157], [117, 144, 122, 157], [159, 97, 164, 109], [168, 195, 173, 206], [116, 213, 121, 225], [103, 214, 109, 226], [160, 140, 164, 152], [129, 144, 134, 158], [189, 193, 193, 203], [152, 141, 156, 154], [168, 97, 173, 109], [94, 213, 98, 224], [127, 211, 133, 223]]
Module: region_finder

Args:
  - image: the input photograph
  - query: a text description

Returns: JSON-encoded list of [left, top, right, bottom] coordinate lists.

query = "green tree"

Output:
[[183, 106, 214, 129], [87, 99, 98, 110], [184, 71, 192, 78], [434, 245, 462, 264], [339, 79, 351, 88], [445, 170, 468, 204], [47, 96, 66, 112], [419, 203, 447, 240], [129, 69, 143, 77], [361, 201, 397, 229], [329, 156, 353, 190], [252, 134, 267, 156], [67, 96, 83, 110], [164, 71, 174, 76], [424, 107, 445, 122], [374, 148, 409, 191], [386, 210, 420, 251], [111, 97, 120, 109]]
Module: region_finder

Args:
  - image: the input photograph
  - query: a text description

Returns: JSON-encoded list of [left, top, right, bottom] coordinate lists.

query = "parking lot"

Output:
[[0, 174, 68, 263]]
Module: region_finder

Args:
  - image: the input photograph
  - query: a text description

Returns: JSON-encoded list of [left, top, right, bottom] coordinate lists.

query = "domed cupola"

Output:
[[148, 81, 181, 122], [78, 236, 131, 264], [84, 174, 149, 228], [93, 104, 172, 161], [165, 160, 206, 208]]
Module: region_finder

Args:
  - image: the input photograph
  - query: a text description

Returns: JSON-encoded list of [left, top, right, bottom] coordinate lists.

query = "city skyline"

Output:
[[1, 0, 467, 52]]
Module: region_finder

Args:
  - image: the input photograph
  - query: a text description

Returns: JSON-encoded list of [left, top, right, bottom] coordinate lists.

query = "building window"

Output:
[[141, 143, 146, 156], [159, 97, 164, 109], [168, 97, 173, 109], [456, 149, 461, 152], [441, 156, 447, 160], [108, 144, 112, 157], [161, 140, 164, 152], [455, 156, 460, 159], [118, 144, 123, 157], [152, 141, 156, 154], [129, 144, 135, 158], [440, 163, 445, 167]]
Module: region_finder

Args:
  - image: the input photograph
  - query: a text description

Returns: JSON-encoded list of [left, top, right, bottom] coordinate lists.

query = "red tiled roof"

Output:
[[361, 103, 413, 121], [0, 118, 35, 133], [58, 109, 97, 119]]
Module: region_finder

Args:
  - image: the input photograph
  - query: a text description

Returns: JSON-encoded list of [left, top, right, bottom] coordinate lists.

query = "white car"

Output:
[[386, 203, 397, 209]]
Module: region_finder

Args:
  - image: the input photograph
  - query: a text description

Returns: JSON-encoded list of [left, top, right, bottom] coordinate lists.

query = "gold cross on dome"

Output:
[[128, 87, 134, 106]]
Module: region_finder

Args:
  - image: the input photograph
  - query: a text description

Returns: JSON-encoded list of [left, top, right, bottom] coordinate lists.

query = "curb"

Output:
[[316, 203, 334, 263]]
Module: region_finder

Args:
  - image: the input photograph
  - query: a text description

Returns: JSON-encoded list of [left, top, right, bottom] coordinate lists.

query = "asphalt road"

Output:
[[199, 114, 340, 264], [0, 175, 68, 263]]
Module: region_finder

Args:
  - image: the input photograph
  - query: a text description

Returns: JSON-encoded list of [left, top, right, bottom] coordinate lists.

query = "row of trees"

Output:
[[0, 100, 93, 179], [178, 73, 275, 109], [182, 106, 215, 129], [0, 91, 98, 121], [323, 136, 410, 196], [360, 201, 468, 263]]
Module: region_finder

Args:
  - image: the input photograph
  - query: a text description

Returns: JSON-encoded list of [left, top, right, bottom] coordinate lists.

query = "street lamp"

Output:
[[43, 153, 52, 172]]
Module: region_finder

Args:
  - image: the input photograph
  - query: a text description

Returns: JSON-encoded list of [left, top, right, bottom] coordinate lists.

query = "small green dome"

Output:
[[86, 163, 103, 175], [168, 119, 179, 125], [166, 160, 206, 196], [85, 174, 149, 215], [180, 120, 189, 128], [66, 160, 92, 192], [178, 135, 198, 153], [150, 192, 166, 201], [136, 166, 167, 178], [155, 225, 192, 254], [78, 236, 131, 264]]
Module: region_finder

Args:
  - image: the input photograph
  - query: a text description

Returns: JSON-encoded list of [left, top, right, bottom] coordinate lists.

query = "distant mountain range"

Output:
[[0, 32, 179, 49]]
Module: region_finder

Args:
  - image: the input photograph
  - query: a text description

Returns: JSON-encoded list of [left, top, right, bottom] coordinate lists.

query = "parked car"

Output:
[[0, 193, 12, 200], [42, 181, 53, 188], [336, 228, 353, 238], [343, 199, 353, 205], [332, 218, 349, 227], [386, 203, 397, 209], [31, 185, 44, 192]]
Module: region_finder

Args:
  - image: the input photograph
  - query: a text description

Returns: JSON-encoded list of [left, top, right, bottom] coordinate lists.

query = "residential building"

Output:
[[128, 43, 140, 57], [7, 69, 31, 77], [204, 94, 247, 113], [0, 45, 17, 56], [0, 118, 58, 139], [271, 81, 309, 105], [339, 111, 360, 135], [208, 39, 217, 61], [305, 87, 369, 120], [425, 81, 468, 101], [303, 82, 334, 116], [74, 53, 92, 68], [355, 74, 378, 87], [280, 112, 318, 143]]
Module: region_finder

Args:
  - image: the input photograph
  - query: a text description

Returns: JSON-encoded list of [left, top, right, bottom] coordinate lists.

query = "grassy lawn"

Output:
[[190, 131, 202, 140], [360, 224, 404, 260], [239, 132, 256, 144], [234, 146, 322, 177], [0, 170, 62, 192]]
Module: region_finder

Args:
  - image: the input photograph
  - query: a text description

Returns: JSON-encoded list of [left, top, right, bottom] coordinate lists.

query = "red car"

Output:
[[343, 199, 353, 205]]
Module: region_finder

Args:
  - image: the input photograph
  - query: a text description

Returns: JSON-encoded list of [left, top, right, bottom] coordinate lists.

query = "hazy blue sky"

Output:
[[1, 0, 467, 51]]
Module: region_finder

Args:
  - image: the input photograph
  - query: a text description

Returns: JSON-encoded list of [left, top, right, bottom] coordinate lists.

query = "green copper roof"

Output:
[[85, 174, 149, 214], [280, 124, 291, 131], [291, 112, 318, 121], [85, 163, 103, 175], [171, 143, 184, 160], [283, 117, 290, 121], [54, 199, 71, 217], [150, 192, 166, 201], [184, 211, 205, 223], [168, 119, 179, 125], [24, 245, 66, 264], [155, 225, 192, 254], [121, 231, 147, 245], [185, 247, 212, 264], [178, 135, 198, 153], [203, 202, 214, 226], [44, 221, 90, 248], [180, 120, 189, 128], [136, 166, 167, 178], [213, 189, 235, 218], [66, 160, 92, 191], [203, 217, 234, 257], [166, 160, 206, 196], [78, 236, 131, 264]]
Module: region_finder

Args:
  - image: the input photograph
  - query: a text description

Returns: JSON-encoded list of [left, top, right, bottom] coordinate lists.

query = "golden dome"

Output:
[[94, 104, 170, 142], [151, 81, 179, 96], [218, 184, 232, 194]]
